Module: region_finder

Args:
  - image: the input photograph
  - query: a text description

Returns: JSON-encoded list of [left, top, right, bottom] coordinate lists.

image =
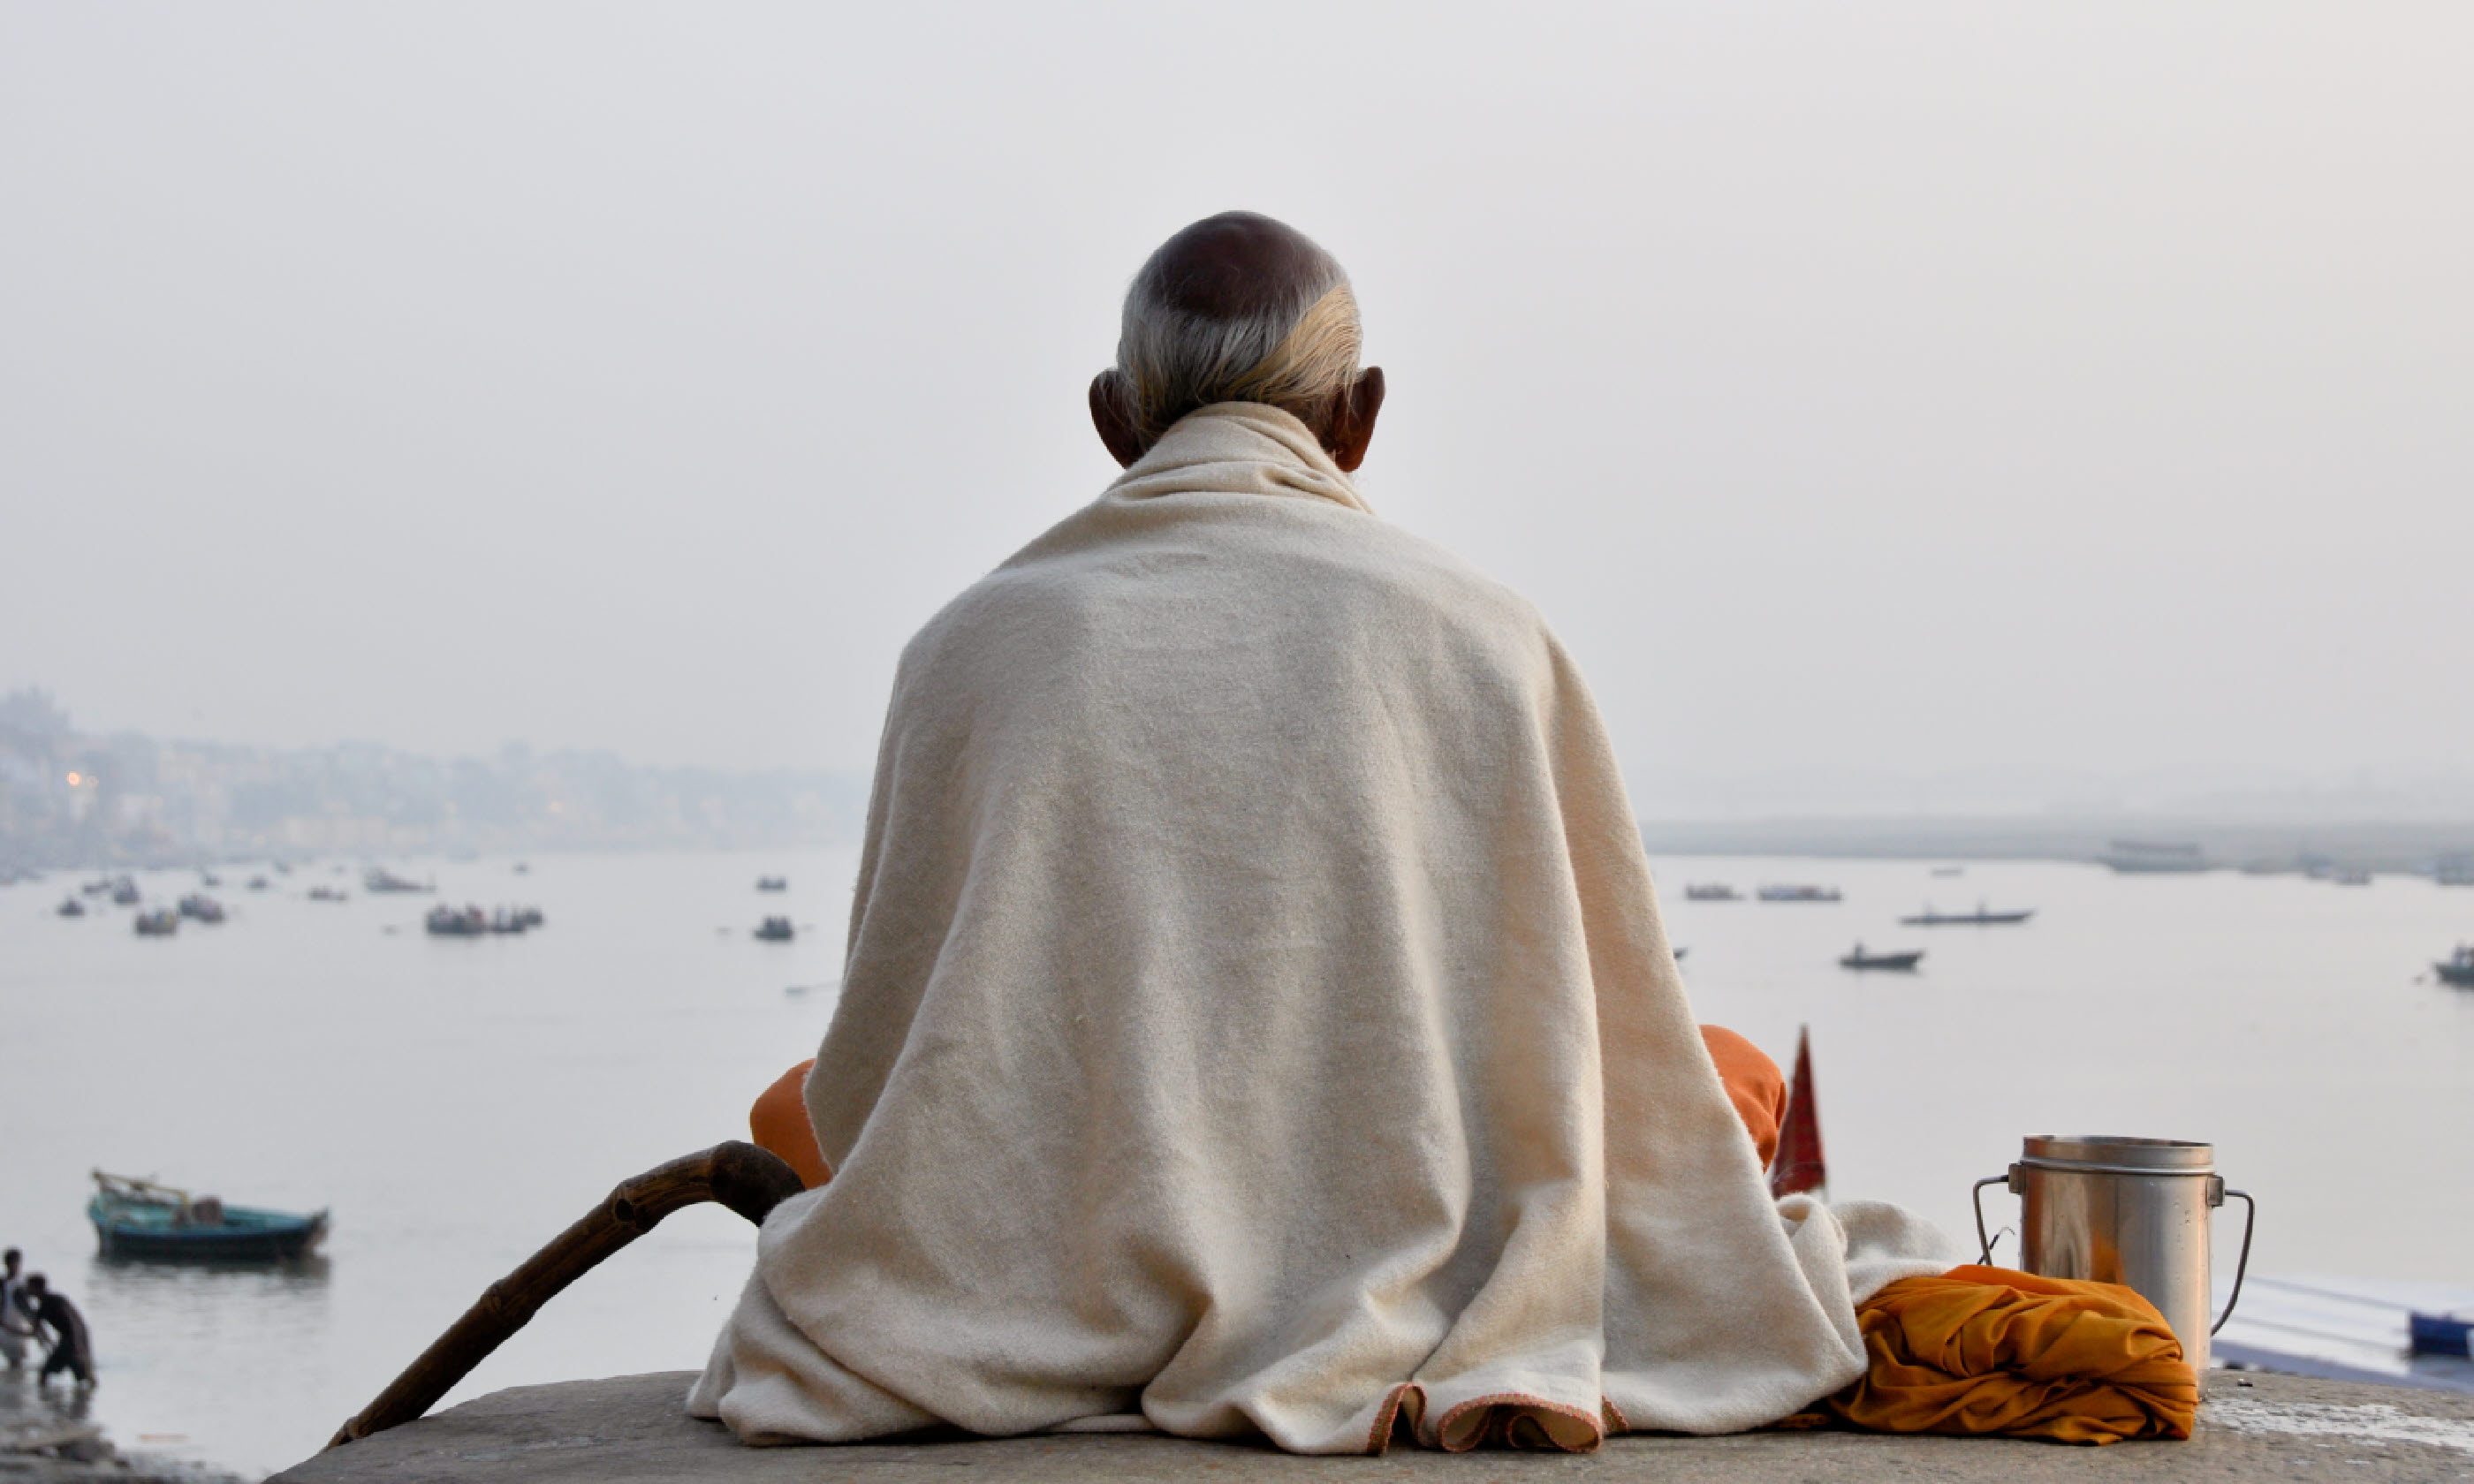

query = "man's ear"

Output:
[[1324, 367, 1385, 473], [1089, 371, 1147, 469]]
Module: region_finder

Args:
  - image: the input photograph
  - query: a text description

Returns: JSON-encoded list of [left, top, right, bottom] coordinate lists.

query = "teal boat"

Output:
[[88, 1170, 329, 1261]]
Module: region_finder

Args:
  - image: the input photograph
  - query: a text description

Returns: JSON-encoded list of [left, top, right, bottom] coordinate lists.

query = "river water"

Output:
[[3, 850, 2470, 1476]]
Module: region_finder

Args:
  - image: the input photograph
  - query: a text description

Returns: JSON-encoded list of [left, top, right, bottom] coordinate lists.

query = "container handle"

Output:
[[1970, 1174, 2012, 1264], [2211, 1188, 2257, 1334]]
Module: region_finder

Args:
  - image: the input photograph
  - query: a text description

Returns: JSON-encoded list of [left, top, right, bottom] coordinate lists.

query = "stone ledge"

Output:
[[272, 1370, 2474, 1483]]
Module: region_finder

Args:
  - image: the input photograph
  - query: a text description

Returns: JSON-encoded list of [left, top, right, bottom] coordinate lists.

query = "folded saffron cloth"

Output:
[[1812, 1264, 2197, 1444]]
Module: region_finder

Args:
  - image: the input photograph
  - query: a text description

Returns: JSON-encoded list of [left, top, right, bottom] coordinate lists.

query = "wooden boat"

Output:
[[1839, 943, 1924, 971], [755, 876, 788, 892], [755, 916, 795, 942], [2438, 948, 2474, 988], [178, 893, 226, 923], [1761, 880, 1840, 905], [1683, 884, 1739, 901], [133, 907, 178, 936], [57, 896, 86, 918], [1900, 904, 2035, 927], [427, 904, 489, 936], [87, 1171, 328, 1261]]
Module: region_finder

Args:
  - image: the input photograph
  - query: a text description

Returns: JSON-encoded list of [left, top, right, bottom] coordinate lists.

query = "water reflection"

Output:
[[0, 1370, 96, 1427], [85, 1252, 332, 1353]]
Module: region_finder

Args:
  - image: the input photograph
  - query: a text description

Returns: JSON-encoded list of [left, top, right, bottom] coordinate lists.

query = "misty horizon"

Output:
[[13, 682, 2474, 834], [5, 5, 2470, 805]]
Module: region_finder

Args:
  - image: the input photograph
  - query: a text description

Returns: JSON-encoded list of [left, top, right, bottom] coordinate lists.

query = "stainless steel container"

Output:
[[1973, 1136, 2256, 1374]]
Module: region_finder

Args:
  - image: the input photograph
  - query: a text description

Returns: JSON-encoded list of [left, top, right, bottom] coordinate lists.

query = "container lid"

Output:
[[2021, 1135, 2214, 1174]]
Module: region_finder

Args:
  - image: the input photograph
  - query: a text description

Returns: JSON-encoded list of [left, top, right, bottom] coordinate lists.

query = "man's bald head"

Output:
[[1139, 213, 1342, 327], [1091, 212, 1382, 469]]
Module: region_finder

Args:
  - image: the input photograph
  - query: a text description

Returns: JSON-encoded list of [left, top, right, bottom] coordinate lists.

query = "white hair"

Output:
[[1109, 237, 1362, 450]]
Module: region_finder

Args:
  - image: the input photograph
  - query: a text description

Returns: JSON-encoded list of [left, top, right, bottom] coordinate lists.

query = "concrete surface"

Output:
[[271, 1369, 2474, 1483]]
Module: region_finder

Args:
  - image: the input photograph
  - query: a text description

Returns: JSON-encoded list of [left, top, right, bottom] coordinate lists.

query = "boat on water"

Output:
[[2438, 947, 2474, 989], [110, 877, 140, 905], [364, 867, 431, 894], [1759, 884, 1842, 903], [178, 893, 226, 924], [1840, 943, 1924, 972], [1900, 903, 2035, 927], [427, 905, 487, 936], [426, 904, 543, 936], [1930, 866, 1964, 877], [755, 915, 795, 942], [247, 874, 269, 890], [307, 885, 348, 902], [2332, 869, 2372, 887], [133, 907, 178, 936], [1683, 884, 1739, 901], [756, 876, 788, 892], [88, 1170, 327, 1261], [57, 896, 86, 918]]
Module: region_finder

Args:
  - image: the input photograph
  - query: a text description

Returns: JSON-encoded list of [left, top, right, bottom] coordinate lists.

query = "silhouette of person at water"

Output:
[[20, 1274, 95, 1388], [0, 1248, 34, 1369]]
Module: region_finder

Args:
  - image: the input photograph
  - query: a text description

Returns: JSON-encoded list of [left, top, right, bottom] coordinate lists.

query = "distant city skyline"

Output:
[[0, 686, 865, 868], [9, 684, 2472, 865]]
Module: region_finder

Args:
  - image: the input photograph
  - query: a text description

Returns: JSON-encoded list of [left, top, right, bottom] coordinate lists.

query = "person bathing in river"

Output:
[[1, 1248, 34, 1370], [21, 1275, 94, 1389], [698, 212, 1955, 1453]]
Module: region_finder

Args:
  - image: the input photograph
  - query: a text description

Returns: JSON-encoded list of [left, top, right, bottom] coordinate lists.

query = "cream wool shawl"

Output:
[[690, 403, 1954, 1452]]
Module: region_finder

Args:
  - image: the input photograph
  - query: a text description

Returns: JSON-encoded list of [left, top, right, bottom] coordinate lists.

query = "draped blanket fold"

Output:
[[689, 403, 1954, 1452]]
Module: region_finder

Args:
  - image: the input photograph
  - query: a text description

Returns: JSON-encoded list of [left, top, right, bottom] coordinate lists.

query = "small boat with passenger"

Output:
[[87, 1170, 329, 1261], [1840, 943, 1924, 972]]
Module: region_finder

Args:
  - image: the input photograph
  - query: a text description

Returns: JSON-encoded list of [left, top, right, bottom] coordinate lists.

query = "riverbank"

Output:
[[1640, 814, 2474, 875], [0, 1375, 245, 1484], [270, 1368, 2474, 1483]]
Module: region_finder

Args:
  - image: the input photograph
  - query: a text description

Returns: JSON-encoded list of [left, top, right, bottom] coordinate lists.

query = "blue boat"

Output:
[[88, 1170, 329, 1261]]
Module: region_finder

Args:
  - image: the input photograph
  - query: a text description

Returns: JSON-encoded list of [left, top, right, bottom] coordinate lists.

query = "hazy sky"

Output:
[[5, 4, 2469, 814]]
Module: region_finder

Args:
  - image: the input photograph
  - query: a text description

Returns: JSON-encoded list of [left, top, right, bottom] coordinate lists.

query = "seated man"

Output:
[[695, 212, 1948, 1453]]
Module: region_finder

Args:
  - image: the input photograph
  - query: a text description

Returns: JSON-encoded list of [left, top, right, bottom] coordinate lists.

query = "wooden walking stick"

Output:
[[327, 1140, 805, 1449]]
